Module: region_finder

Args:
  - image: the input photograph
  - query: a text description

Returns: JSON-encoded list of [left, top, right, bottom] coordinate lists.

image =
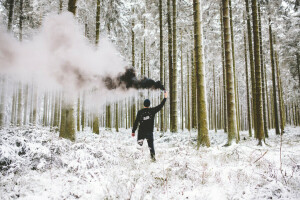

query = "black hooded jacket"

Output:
[[132, 98, 166, 134]]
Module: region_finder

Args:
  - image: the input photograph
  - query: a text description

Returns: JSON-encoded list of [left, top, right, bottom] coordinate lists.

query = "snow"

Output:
[[1, 126, 300, 199]]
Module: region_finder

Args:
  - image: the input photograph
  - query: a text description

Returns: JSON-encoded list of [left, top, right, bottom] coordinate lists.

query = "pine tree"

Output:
[[258, 1, 268, 138], [59, 0, 77, 141], [171, 0, 178, 132], [7, 0, 15, 31], [245, 0, 257, 137], [167, 0, 173, 131], [252, 0, 264, 145], [269, 18, 280, 135], [222, 0, 238, 146], [220, 3, 227, 132], [159, 0, 164, 132], [0, 77, 6, 127], [193, 0, 210, 148], [244, 29, 252, 137]]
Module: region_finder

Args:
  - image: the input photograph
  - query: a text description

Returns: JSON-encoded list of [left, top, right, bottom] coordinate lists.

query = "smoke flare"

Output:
[[103, 68, 165, 91]]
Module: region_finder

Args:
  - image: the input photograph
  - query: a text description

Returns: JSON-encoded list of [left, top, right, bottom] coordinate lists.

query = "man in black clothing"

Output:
[[132, 91, 168, 161]]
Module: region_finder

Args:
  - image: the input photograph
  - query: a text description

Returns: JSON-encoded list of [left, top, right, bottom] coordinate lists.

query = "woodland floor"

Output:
[[1, 125, 300, 200]]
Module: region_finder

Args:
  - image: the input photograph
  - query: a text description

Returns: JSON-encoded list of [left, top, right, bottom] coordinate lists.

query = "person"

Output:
[[132, 91, 168, 161]]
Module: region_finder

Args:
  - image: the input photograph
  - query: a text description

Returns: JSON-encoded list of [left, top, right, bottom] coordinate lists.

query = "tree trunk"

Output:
[[187, 53, 191, 131], [59, 0, 77, 140], [17, 83, 23, 126], [269, 18, 280, 135], [181, 31, 184, 130], [229, 0, 239, 137], [191, 50, 197, 129], [0, 77, 6, 127], [244, 30, 252, 137], [245, 0, 257, 137], [68, 0, 77, 15], [222, 0, 238, 145], [193, 0, 210, 148], [167, 0, 173, 131], [23, 84, 28, 125], [171, 0, 178, 132], [7, 0, 15, 31], [19, 0, 23, 41], [95, 0, 100, 45], [252, 0, 264, 145], [220, 3, 227, 132], [274, 37, 284, 134], [258, 1, 268, 138], [159, 0, 164, 132], [77, 96, 80, 131]]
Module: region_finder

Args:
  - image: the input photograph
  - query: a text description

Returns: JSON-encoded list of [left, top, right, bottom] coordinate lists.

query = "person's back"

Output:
[[132, 91, 168, 161]]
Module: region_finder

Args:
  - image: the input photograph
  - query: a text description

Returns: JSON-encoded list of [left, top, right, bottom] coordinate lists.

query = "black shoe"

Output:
[[151, 155, 156, 162]]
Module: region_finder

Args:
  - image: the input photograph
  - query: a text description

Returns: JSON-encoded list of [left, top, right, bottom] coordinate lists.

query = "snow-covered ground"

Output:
[[1, 126, 300, 200]]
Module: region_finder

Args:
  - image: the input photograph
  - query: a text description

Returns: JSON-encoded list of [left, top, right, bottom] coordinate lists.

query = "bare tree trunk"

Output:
[[193, 0, 210, 147], [245, 0, 257, 137], [167, 0, 173, 131], [220, 3, 227, 132], [269, 18, 280, 135], [17, 83, 23, 126], [171, 0, 178, 132], [7, 0, 15, 31], [68, 0, 77, 15], [23, 84, 28, 125], [223, 0, 238, 145], [252, 0, 265, 145], [0, 77, 6, 127], [159, 0, 164, 132], [244, 30, 252, 137]]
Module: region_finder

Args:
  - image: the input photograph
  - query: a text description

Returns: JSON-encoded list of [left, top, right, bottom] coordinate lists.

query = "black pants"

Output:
[[137, 132, 155, 158]]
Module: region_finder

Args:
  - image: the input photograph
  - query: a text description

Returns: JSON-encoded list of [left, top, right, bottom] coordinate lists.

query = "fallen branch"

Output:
[[253, 150, 268, 164]]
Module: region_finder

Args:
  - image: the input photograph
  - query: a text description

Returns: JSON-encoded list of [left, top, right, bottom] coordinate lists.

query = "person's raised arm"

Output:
[[153, 91, 168, 114], [132, 111, 140, 137]]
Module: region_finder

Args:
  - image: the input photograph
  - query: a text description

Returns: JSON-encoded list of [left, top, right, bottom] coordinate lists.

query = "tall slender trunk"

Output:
[[213, 64, 217, 133], [17, 83, 23, 126], [191, 50, 197, 129], [159, 0, 164, 132], [258, 1, 268, 138], [181, 31, 184, 130], [171, 0, 178, 132], [23, 84, 28, 125], [187, 53, 191, 131], [59, 0, 77, 140], [222, 0, 238, 145], [95, 0, 100, 45], [19, 0, 23, 41], [245, 0, 257, 137], [193, 0, 210, 147], [68, 0, 77, 15], [244, 29, 252, 137], [81, 92, 85, 130], [220, 3, 227, 132], [0, 77, 6, 127], [229, 0, 239, 138], [167, 0, 173, 131], [77, 96, 80, 131], [269, 18, 280, 135], [252, 0, 264, 145], [274, 36, 284, 134], [7, 0, 15, 31]]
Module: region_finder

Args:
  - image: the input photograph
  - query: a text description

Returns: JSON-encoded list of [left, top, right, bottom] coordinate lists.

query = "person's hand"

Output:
[[132, 133, 135, 137], [164, 90, 168, 98]]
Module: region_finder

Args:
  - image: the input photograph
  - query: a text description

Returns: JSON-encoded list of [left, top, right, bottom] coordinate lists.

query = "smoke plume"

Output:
[[104, 68, 165, 91], [0, 13, 164, 94]]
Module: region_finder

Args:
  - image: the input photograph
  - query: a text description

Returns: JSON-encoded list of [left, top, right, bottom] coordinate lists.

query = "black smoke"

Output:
[[104, 68, 165, 91]]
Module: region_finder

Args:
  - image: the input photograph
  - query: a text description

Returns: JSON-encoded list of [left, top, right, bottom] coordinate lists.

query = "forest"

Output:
[[0, 0, 299, 199]]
